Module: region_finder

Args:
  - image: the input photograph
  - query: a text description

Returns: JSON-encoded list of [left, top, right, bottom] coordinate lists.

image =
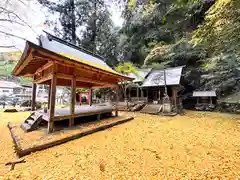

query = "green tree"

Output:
[[115, 62, 138, 100], [118, 0, 214, 65], [115, 62, 137, 75], [39, 0, 119, 66], [191, 0, 240, 95]]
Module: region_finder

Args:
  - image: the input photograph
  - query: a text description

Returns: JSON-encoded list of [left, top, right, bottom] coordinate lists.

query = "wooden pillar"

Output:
[[77, 93, 79, 105], [210, 96, 212, 105], [89, 88, 93, 106], [128, 87, 131, 100], [48, 74, 57, 133], [69, 78, 76, 126], [147, 89, 148, 102], [137, 87, 139, 99], [158, 89, 161, 101], [115, 86, 119, 116], [79, 92, 82, 105], [197, 97, 199, 104], [141, 88, 143, 98], [47, 84, 51, 109], [31, 83, 37, 111], [172, 87, 177, 106]]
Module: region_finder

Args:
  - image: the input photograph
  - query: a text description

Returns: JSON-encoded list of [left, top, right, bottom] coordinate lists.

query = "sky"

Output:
[[0, 0, 124, 52], [0, 0, 45, 52]]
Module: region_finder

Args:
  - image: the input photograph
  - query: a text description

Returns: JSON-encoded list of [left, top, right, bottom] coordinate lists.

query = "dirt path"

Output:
[[0, 111, 240, 179]]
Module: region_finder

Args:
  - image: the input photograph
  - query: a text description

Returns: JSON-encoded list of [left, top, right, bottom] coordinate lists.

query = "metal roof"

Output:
[[141, 66, 183, 87], [193, 91, 216, 97], [128, 68, 152, 83], [0, 81, 21, 88], [39, 32, 123, 76], [12, 31, 133, 85]]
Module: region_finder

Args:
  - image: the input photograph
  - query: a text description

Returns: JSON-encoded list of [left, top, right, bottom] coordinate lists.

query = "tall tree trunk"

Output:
[[70, 0, 76, 45], [91, 0, 97, 52]]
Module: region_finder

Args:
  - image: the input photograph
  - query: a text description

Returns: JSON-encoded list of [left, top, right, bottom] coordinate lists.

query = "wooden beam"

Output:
[[54, 57, 124, 79], [55, 61, 74, 68], [55, 73, 72, 80], [23, 73, 33, 77], [13, 43, 32, 76], [92, 84, 118, 89], [35, 61, 53, 75], [34, 73, 53, 84], [56, 73, 111, 86], [69, 78, 76, 127], [31, 83, 36, 111]]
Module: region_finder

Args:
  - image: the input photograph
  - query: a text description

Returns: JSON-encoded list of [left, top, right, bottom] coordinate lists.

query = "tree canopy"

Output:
[[0, 0, 239, 99], [39, 0, 119, 66], [117, 0, 239, 96]]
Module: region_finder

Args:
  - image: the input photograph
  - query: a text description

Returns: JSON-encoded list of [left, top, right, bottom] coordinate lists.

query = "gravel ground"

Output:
[[0, 111, 240, 179]]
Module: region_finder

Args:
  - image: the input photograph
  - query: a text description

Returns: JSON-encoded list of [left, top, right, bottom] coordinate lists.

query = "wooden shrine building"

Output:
[[12, 32, 132, 133], [126, 67, 184, 106], [193, 91, 217, 111]]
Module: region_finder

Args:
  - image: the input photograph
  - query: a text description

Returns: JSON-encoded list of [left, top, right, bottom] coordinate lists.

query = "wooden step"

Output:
[[140, 104, 161, 114], [21, 113, 43, 132], [34, 112, 42, 117], [20, 123, 31, 132], [29, 114, 39, 120], [25, 119, 35, 126]]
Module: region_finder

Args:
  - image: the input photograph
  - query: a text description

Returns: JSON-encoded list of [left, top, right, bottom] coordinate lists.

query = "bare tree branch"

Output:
[[0, 30, 26, 40], [0, 19, 25, 26], [0, 7, 36, 34], [16, 0, 27, 6]]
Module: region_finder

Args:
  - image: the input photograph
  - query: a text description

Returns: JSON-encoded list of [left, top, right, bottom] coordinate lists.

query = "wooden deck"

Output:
[[8, 115, 134, 157], [37, 104, 114, 121]]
